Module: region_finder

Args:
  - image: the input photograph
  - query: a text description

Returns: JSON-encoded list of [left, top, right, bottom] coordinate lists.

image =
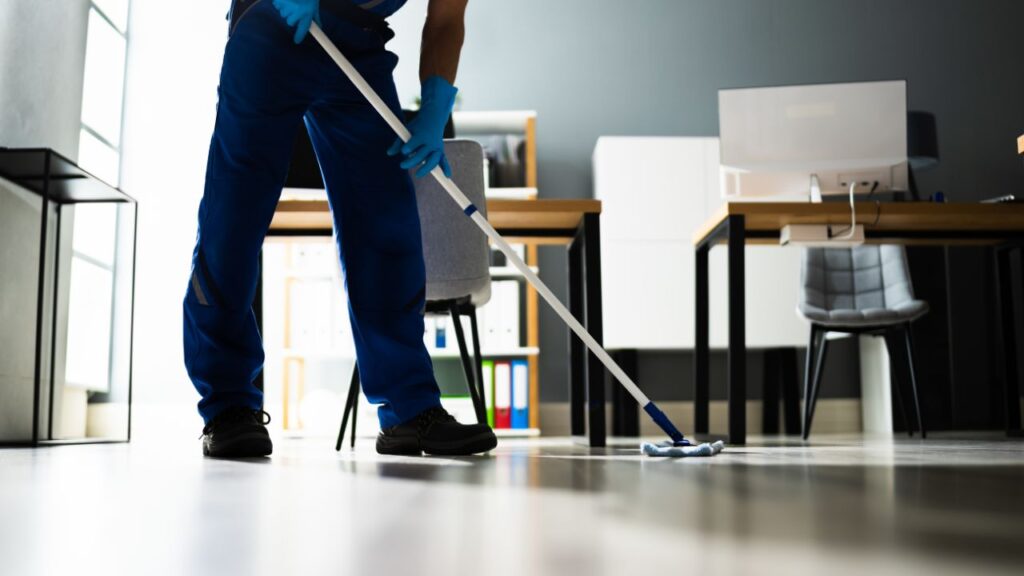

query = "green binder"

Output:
[[481, 360, 495, 427]]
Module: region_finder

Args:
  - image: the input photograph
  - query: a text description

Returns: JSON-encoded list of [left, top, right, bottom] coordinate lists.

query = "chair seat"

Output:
[[798, 300, 929, 328], [426, 277, 491, 307]]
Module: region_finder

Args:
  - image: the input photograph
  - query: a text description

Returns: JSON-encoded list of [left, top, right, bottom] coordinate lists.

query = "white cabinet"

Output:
[[593, 136, 807, 350]]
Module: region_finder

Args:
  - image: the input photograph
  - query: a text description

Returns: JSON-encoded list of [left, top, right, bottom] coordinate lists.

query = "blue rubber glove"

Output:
[[272, 0, 320, 44], [388, 76, 457, 178]]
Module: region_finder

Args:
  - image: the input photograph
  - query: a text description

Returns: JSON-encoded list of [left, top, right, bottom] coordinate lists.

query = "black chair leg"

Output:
[[450, 303, 487, 425], [884, 329, 913, 437], [903, 323, 927, 439], [350, 373, 359, 448], [802, 326, 819, 439], [803, 327, 829, 440], [468, 305, 487, 412], [336, 364, 361, 451]]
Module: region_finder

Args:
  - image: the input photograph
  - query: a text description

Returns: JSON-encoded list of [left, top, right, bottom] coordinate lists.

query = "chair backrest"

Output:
[[414, 140, 490, 305], [800, 245, 916, 313]]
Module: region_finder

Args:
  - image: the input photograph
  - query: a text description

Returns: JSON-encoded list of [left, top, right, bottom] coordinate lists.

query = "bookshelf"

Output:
[[264, 111, 543, 438], [453, 110, 541, 432]]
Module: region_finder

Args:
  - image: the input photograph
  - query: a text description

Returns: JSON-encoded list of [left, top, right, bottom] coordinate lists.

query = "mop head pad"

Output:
[[641, 439, 726, 458]]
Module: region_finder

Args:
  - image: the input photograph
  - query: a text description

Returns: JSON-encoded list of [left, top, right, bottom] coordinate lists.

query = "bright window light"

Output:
[[78, 128, 121, 186], [72, 203, 118, 267], [81, 8, 127, 147], [65, 257, 114, 391], [93, 0, 129, 32]]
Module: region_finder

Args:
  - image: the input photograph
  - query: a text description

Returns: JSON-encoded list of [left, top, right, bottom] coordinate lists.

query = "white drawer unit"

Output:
[[593, 136, 806, 350]]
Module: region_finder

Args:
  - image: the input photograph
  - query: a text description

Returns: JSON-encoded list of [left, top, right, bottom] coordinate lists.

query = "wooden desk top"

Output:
[[271, 198, 602, 244], [694, 201, 1024, 246]]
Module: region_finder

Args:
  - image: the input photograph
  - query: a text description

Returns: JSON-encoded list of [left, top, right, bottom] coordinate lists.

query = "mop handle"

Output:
[[309, 23, 652, 409]]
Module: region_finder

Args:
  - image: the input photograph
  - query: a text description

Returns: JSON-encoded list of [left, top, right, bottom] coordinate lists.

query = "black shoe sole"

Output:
[[423, 432, 498, 456], [203, 432, 274, 458], [375, 431, 498, 456]]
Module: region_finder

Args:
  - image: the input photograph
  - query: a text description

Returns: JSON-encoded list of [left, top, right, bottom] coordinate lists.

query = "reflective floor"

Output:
[[2, 434, 1023, 575]]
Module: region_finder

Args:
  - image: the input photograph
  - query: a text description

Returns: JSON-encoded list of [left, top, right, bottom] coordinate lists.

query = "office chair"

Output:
[[336, 140, 491, 449], [798, 245, 930, 439]]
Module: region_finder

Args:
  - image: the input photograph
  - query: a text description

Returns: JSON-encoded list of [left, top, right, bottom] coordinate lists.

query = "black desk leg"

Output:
[[762, 349, 780, 434], [568, 232, 586, 437], [780, 348, 802, 435], [995, 246, 1022, 435], [582, 213, 607, 448], [727, 215, 747, 445], [611, 349, 640, 437], [695, 244, 710, 434]]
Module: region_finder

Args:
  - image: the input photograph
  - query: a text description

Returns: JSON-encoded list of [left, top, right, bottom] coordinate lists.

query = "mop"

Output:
[[309, 24, 723, 458]]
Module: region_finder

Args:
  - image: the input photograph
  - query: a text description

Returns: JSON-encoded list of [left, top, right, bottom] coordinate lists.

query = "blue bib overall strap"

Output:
[[228, 0, 395, 41]]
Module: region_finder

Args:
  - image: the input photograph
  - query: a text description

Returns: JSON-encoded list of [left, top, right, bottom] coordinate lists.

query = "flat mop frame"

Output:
[[309, 23, 689, 446]]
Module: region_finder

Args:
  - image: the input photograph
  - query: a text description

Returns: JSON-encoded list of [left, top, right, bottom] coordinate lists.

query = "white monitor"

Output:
[[719, 80, 909, 199]]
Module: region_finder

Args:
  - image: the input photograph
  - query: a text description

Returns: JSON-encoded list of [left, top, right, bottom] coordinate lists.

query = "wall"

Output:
[[386, 0, 1024, 426], [0, 0, 91, 439], [0, 0, 90, 156]]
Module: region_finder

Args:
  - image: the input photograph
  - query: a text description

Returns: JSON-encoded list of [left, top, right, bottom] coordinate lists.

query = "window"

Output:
[[66, 2, 131, 392], [78, 1, 129, 186]]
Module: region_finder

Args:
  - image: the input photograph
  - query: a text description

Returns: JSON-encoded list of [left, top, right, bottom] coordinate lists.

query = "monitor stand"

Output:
[[809, 174, 823, 203]]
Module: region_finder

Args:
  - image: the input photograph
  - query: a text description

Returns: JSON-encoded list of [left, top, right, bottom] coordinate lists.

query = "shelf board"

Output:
[[453, 110, 537, 134], [485, 187, 537, 200], [429, 347, 539, 359], [494, 428, 541, 438], [279, 348, 352, 359], [489, 265, 539, 279], [279, 347, 540, 360]]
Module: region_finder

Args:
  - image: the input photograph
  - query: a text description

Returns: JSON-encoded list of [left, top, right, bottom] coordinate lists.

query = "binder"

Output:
[[511, 359, 529, 429], [494, 361, 511, 429], [501, 281, 520, 349], [481, 360, 495, 427]]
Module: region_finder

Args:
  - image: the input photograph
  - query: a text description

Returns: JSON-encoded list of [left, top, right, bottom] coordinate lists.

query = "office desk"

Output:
[[267, 198, 610, 447], [693, 202, 1024, 444]]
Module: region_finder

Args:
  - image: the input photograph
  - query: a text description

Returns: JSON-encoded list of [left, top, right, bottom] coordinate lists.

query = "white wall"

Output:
[[0, 0, 90, 440], [0, 0, 90, 155]]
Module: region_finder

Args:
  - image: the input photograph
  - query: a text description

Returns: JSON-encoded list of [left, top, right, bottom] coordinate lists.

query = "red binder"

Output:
[[494, 361, 512, 429]]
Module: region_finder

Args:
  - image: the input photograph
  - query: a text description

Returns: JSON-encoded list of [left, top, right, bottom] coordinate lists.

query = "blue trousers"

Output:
[[184, 2, 440, 428]]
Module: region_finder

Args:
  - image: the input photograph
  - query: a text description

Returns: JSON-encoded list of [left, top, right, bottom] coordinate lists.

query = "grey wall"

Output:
[[0, 0, 90, 156], [393, 0, 1024, 424]]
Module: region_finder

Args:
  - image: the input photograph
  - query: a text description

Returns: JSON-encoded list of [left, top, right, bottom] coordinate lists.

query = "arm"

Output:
[[420, 0, 468, 84], [387, 0, 469, 177]]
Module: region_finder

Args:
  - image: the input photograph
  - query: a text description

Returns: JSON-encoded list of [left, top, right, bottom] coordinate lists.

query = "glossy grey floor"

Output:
[[3, 434, 1024, 576]]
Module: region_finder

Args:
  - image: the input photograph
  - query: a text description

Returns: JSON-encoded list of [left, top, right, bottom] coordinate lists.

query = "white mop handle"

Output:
[[309, 23, 651, 408]]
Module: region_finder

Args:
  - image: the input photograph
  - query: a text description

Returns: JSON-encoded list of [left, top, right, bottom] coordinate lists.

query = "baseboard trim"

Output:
[[538, 399, 863, 437]]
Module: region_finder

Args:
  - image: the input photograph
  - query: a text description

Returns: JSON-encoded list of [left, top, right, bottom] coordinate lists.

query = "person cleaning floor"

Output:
[[184, 0, 495, 458]]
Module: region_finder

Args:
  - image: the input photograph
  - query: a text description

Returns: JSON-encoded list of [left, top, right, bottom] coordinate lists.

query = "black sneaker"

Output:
[[202, 407, 273, 458], [376, 407, 497, 456]]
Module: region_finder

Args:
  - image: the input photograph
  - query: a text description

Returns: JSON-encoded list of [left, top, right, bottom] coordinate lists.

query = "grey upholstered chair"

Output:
[[798, 245, 929, 439], [337, 140, 491, 449]]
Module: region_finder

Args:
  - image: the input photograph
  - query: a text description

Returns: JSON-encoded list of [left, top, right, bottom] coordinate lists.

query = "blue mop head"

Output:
[[641, 440, 726, 457], [639, 401, 724, 456]]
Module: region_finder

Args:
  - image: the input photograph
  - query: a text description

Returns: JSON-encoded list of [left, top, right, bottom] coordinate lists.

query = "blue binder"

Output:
[[511, 359, 529, 429]]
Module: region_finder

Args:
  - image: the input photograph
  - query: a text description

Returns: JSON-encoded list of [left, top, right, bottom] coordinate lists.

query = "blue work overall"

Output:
[[183, 0, 439, 429]]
